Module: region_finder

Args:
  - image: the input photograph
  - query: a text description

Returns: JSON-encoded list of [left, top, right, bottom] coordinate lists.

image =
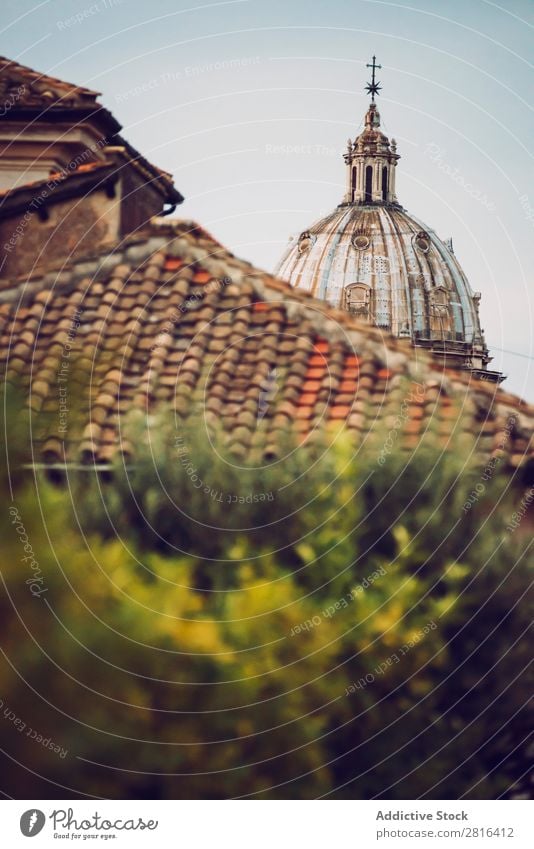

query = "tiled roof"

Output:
[[1, 218, 532, 472], [0, 55, 99, 104]]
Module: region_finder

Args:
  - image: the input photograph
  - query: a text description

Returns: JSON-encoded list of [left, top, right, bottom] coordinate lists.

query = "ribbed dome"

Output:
[[275, 90, 502, 382], [276, 204, 482, 341]]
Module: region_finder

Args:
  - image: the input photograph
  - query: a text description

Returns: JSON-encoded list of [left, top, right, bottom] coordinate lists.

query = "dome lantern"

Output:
[[344, 102, 400, 205]]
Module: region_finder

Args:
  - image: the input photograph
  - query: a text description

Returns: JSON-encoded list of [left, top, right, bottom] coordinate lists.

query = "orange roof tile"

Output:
[[164, 258, 184, 271], [307, 355, 327, 367], [302, 381, 321, 393], [339, 381, 359, 394], [299, 394, 317, 406], [192, 271, 212, 284], [295, 407, 314, 420], [330, 405, 353, 419]]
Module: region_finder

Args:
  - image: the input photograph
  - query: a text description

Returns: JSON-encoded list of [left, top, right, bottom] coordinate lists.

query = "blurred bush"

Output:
[[0, 395, 531, 799]]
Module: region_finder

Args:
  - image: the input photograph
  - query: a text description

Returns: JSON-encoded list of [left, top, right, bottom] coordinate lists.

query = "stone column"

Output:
[[373, 162, 381, 201], [389, 161, 396, 200], [357, 158, 364, 200]]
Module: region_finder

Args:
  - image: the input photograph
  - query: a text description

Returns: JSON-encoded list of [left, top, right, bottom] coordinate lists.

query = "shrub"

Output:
[[0, 398, 531, 798]]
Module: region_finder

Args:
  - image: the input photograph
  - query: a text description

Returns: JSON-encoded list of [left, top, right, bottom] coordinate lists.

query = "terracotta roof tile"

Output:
[[330, 405, 352, 419], [307, 355, 327, 368], [339, 380, 359, 394]]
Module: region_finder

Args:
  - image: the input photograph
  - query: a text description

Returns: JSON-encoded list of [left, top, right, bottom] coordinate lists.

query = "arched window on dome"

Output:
[[345, 283, 371, 319], [382, 166, 388, 202], [429, 286, 453, 341], [351, 166, 357, 202], [365, 166, 373, 203]]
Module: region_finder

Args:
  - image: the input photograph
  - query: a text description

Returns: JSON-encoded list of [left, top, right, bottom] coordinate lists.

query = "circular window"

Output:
[[298, 231, 315, 253], [414, 231, 431, 253], [352, 234, 370, 251]]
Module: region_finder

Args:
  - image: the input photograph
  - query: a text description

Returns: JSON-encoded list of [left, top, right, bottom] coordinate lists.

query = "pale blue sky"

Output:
[[2, 0, 533, 398]]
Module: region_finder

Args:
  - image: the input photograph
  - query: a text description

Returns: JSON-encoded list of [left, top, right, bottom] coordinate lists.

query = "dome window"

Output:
[[345, 283, 371, 318], [352, 234, 370, 251], [298, 231, 315, 253], [414, 231, 431, 253], [430, 287, 449, 309], [429, 286, 453, 340]]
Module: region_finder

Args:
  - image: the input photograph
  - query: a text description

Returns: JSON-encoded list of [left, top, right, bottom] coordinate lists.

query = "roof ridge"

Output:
[[0, 160, 114, 202]]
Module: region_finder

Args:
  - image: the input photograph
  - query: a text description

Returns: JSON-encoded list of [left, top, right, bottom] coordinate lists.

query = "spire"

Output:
[[341, 56, 400, 206], [365, 55, 382, 102]]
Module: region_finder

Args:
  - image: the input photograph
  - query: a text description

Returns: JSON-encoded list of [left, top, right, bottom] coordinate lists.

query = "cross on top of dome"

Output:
[[365, 55, 382, 101]]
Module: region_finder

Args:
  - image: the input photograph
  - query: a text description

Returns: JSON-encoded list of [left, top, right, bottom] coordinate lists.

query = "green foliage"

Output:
[[0, 397, 532, 799]]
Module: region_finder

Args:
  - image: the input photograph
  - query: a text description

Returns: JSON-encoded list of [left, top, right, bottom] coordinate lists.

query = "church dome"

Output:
[[275, 60, 502, 382]]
